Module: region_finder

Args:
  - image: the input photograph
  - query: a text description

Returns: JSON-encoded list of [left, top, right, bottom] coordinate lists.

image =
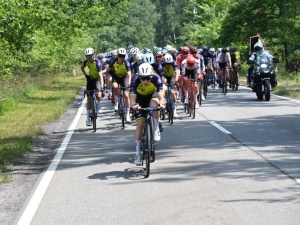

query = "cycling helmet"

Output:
[[202, 46, 209, 52], [85, 48, 95, 56], [111, 50, 118, 56], [127, 45, 134, 52], [163, 53, 173, 63], [130, 47, 140, 55], [181, 46, 189, 53], [154, 49, 162, 57], [135, 53, 143, 63], [97, 53, 105, 59], [254, 42, 263, 51], [142, 48, 152, 54], [190, 46, 198, 54], [165, 45, 173, 52], [187, 56, 196, 67], [142, 53, 155, 64], [209, 47, 215, 53], [221, 48, 227, 53], [117, 48, 126, 55], [138, 63, 153, 76], [229, 46, 237, 52], [217, 48, 222, 53], [161, 48, 168, 55]]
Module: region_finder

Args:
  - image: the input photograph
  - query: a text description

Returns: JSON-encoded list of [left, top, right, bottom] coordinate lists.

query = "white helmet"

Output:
[[135, 53, 143, 62], [111, 50, 118, 56], [163, 53, 173, 63], [85, 48, 94, 55], [254, 42, 263, 51], [142, 53, 155, 64], [130, 47, 140, 55], [138, 63, 153, 76], [117, 47, 127, 55]]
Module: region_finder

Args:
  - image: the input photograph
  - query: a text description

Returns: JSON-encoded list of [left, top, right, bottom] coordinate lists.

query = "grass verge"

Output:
[[0, 72, 84, 183]]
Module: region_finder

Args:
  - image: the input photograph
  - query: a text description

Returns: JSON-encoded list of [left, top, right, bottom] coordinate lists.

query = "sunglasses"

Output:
[[86, 55, 93, 59], [166, 63, 172, 65], [182, 52, 188, 55], [156, 55, 162, 58], [140, 76, 152, 81], [118, 54, 125, 58]]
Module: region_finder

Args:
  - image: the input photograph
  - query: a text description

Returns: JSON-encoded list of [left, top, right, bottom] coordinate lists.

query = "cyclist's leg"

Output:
[[150, 96, 161, 142], [133, 96, 148, 165], [112, 76, 121, 110]]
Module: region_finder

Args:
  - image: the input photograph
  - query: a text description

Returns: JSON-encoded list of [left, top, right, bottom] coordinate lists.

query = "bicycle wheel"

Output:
[[168, 92, 174, 124], [92, 100, 97, 132], [204, 79, 208, 98], [190, 92, 196, 119], [119, 97, 125, 129], [197, 81, 202, 106], [149, 117, 155, 162], [145, 123, 151, 177]]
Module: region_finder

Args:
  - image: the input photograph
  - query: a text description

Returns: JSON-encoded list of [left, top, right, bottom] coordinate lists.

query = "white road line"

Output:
[[210, 121, 232, 135], [16, 98, 86, 225]]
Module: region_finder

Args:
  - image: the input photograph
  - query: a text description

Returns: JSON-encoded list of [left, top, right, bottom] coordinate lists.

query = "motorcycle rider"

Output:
[[248, 42, 276, 88]]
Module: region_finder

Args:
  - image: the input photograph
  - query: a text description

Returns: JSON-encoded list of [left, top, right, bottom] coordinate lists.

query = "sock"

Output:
[[108, 89, 112, 95], [136, 140, 141, 155], [86, 110, 90, 119], [201, 89, 204, 95], [153, 118, 159, 131], [126, 108, 130, 116], [185, 91, 189, 100]]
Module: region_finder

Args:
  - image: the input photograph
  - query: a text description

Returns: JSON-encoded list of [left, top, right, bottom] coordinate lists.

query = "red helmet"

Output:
[[181, 46, 189, 53], [189, 46, 198, 54], [187, 56, 196, 67]]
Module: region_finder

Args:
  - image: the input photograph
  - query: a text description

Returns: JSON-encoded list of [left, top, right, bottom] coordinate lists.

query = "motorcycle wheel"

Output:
[[264, 79, 271, 101]]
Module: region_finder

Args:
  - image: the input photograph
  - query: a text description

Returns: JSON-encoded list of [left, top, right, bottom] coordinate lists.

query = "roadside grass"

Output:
[[0, 72, 84, 183]]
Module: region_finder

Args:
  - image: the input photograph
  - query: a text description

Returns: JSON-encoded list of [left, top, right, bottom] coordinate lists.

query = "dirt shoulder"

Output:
[[0, 88, 84, 225]]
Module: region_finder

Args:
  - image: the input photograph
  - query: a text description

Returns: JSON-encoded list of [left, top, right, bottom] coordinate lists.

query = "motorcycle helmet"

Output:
[[254, 42, 263, 52], [138, 63, 153, 76], [85, 48, 95, 56], [163, 53, 173, 63], [142, 53, 156, 64]]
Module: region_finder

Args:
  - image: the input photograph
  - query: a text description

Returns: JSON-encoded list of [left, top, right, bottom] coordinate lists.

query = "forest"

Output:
[[0, 0, 299, 82]]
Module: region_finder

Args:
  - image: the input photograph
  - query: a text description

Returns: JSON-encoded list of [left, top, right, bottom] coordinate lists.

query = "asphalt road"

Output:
[[14, 86, 300, 225]]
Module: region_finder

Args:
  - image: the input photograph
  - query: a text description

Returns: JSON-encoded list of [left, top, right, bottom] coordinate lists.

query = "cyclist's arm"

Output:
[[81, 60, 88, 77]]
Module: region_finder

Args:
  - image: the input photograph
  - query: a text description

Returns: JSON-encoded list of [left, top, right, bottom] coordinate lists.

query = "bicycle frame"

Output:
[[84, 90, 100, 132]]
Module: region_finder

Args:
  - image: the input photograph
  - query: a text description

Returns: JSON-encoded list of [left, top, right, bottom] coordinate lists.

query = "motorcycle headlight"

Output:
[[261, 64, 268, 68]]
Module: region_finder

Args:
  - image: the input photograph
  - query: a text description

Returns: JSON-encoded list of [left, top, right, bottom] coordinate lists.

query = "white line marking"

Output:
[[210, 121, 232, 135], [17, 98, 86, 225]]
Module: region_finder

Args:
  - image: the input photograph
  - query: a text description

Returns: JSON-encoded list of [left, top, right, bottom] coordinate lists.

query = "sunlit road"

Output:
[[15, 87, 300, 225]]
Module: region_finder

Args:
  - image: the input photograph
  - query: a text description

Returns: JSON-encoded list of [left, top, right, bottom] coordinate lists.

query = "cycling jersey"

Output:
[[108, 58, 131, 78], [230, 51, 240, 65], [217, 53, 231, 64], [83, 58, 102, 79], [181, 59, 201, 77], [161, 61, 179, 77], [130, 73, 164, 97], [200, 52, 212, 66]]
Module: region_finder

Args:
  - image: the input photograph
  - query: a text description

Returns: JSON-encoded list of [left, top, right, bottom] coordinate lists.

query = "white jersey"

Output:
[[216, 53, 231, 63], [181, 59, 201, 75]]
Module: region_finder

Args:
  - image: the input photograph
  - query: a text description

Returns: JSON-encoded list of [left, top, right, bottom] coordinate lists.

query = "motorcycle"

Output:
[[248, 56, 279, 101]]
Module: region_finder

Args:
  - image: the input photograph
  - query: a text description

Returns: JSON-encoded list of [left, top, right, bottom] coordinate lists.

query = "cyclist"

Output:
[[176, 46, 190, 101], [81, 48, 104, 126], [229, 46, 241, 87], [181, 56, 202, 108], [102, 48, 132, 121], [161, 53, 180, 117], [130, 63, 165, 165], [216, 48, 232, 88], [201, 46, 213, 86]]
